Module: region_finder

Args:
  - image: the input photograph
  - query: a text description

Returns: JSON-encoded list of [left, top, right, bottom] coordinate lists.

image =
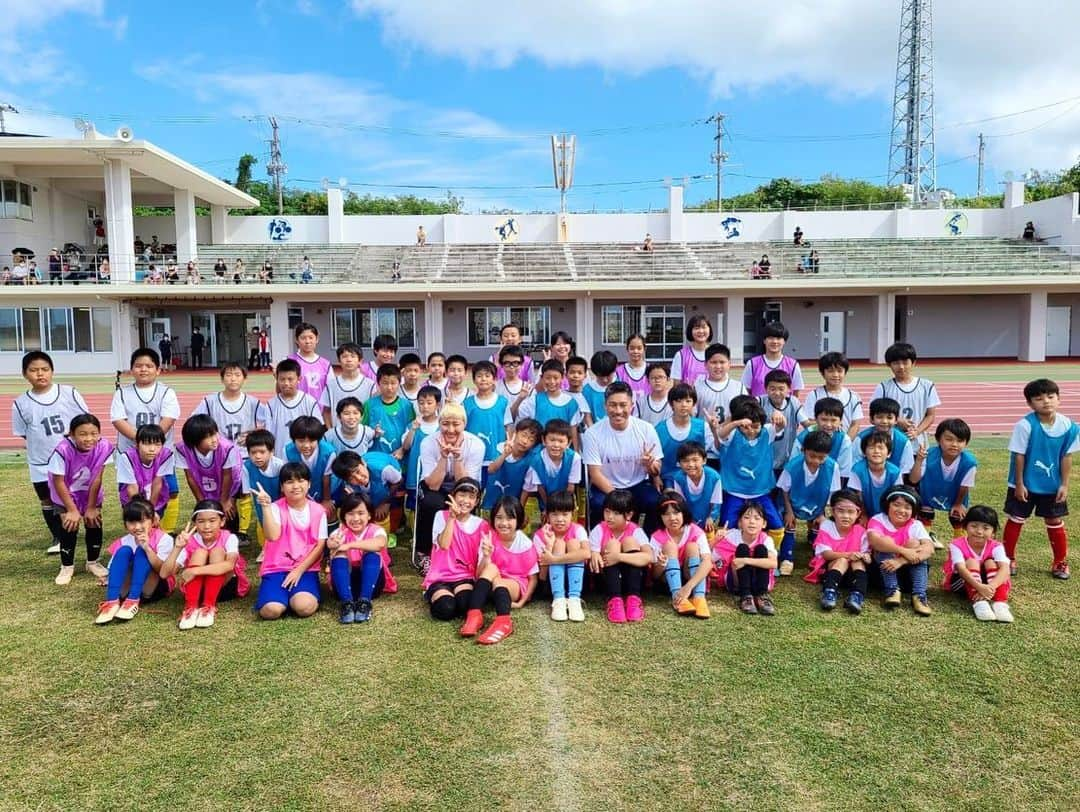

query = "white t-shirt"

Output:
[[635, 393, 672, 427], [587, 523, 652, 558], [109, 383, 181, 452], [523, 448, 583, 492], [670, 473, 724, 512], [191, 392, 263, 453], [792, 430, 853, 477], [670, 347, 706, 382], [320, 373, 377, 420], [257, 392, 321, 444], [418, 431, 486, 483], [327, 425, 377, 455], [871, 377, 941, 445], [113, 530, 175, 558], [479, 530, 540, 576], [432, 511, 484, 538], [949, 540, 1010, 566], [115, 448, 176, 486], [582, 417, 663, 489], [517, 390, 587, 425], [175, 531, 241, 567], [694, 377, 746, 423], [1008, 413, 1080, 454], [847, 465, 903, 495], [532, 523, 589, 553], [11, 384, 91, 481], [803, 386, 864, 432], [813, 520, 869, 556], [266, 504, 328, 539], [719, 528, 778, 556], [851, 430, 916, 474], [647, 524, 713, 560], [931, 455, 977, 488], [241, 456, 285, 491], [869, 513, 931, 544], [776, 461, 842, 494]]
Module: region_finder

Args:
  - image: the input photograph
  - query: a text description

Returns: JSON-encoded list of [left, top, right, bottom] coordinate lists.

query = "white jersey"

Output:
[[191, 392, 263, 455], [495, 378, 529, 404], [635, 393, 673, 427], [109, 382, 181, 453], [327, 425, 377, 455], [257, 392, 321, 444], [694, 377, 746, 423], [320, 373, 376, 424], [871, 377, 941, 446], [12, 384, 90, 482], [803, 386, 864, 432]]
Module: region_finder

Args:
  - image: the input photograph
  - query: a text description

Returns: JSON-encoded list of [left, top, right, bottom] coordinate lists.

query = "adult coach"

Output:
[[190, 326, 205, 369], [582, 381, 663, 533], [413, 403, 486, 571]]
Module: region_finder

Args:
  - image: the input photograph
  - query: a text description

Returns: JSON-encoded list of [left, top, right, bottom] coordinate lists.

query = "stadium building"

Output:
[[1, 132, 1079, 376]]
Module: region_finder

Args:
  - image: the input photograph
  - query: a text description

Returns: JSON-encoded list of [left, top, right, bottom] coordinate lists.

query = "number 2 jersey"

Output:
[[109, 382, 181, 454], [12, 384, 90, 482]]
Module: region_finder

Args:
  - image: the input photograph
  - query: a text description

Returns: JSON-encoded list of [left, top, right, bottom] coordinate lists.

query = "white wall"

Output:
[[0, 181, 100, 263], [132, 215, 211, 246], [226, 215, 329, 244]]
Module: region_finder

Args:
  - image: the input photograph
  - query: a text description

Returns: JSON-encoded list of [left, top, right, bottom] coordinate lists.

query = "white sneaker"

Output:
[[195, 607, 216, 628], [992, 601, 1014, 623], [85, 560, 108, 579], [550, 597, 569, 622], [567, 596, 585, 622], [778, 560, 794, 577], [46, 541, 61, 555], [55, 565, 75, 585], [255, 550, 264, 564], [972, 600, 995, 622], [177, 607, 199, 630]]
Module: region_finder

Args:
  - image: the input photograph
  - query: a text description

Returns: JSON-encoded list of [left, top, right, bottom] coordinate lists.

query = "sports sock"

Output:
[[128, 547, 153, 599], [548, 563, 567, 599], [602, 564, 622, 597], [492, 586, 512, 616], [1047, 523, 1068, 565], [469, 577, 493, 611], [359, 551, 382, 601], [779, 530, 796, 563], [85, 526, 103, 563], [42, 507, 64, 542], [330, 557, 353, 602], [1003, 518, 1024, 560], [851, 569, 868, 595], [105, 546, 134, 601], [567, 563, 585, 598], [767, 527, 785, 552], [182, 577, 202, 611], [663, 557, 682, 595], [822, 568, 842, 592], [201, 573, 227, 608], [687, 556, 706, 597], [621, 562, 643, 597]]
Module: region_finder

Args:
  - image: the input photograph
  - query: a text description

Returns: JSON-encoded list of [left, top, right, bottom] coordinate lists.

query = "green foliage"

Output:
[[689, 175, 907, 211], [227, 178, 463, 216], [950, 194, 1005, 209], [234, 154, 258, 192], [1025, 157, 1080, 202]]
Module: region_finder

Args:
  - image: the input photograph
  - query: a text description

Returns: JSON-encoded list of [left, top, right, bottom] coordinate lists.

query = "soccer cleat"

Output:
[[195, 606, 216, 628], [178, 607, 199, 630], [338, 600, 355, 624], [55, 565, 75, 586], [354, 599, 373, 623], [236, 533, 250, 548], [991, 601, 1014, 623], [691, 595, 711, 619], [255, 550, 265, 564], [95, 600, 120, 625], [550, 597, 569, 622], [739, 595, 757, 614], [115, 599, 140, 621], [820, 588, 838, 611], [459, 608, 485, 637], [844, 591, 864, 614], [1051, 561, 1071, 580], [85, 560, 108, 579], [674, 596, 696, 616], [883, 590, 902, 609], [606, 597, 627, 624], [566, 597, 585, 622], [1009, 560, 1018, 577], [477, 615, 513, 645], [778, 560, 795, 577], [46, 541, 61, 555], [972, 600, 995, 622], [929, 531, 944, 550], [911, 594, 932, 616], [754, 595, 776, 616], [625, 595, 645, 622]]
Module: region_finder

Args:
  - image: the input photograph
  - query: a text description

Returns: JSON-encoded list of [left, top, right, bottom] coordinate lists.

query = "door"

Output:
[[190, 312, 217, 366], [1046, 306, 1071, 356], [819, 311, 845, 354], [150, 318, 171, 349]]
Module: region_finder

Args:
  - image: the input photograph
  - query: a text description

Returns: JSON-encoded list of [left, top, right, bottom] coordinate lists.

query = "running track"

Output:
[[2, 380, 1078, 448]]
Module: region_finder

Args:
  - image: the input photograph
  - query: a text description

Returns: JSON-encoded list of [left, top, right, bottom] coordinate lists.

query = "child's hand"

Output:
[[1056, 484, 1069, 504], [222, 497, 236, 519], [374, 502, 390, 522], [673, 584, 692, 606], [254, 483, 273, 507], [83, 506, 102, 528], [915, 445, 928, 459], [281, 565, 304, 590], [327, 529, 343, 552], [588, 551, 604, 573], [373, 422, 384, 438], [601, 547, 621, 568], [520, 382, 533, 397], [770, 411, 786, 428], [784, 511, 796, 531], [410, 419, 420, 430], [1014, 481, 1028, 503], [178, 567, 197, 586], [479, 531, 494, 558], [61, 508, 81, 532], [540, 524, 556, 550], [975, 581, 996, 601], [949, 504, 967, 521], [704, 518, 716, 534], [656, 551, 668, 567], [879, 557, 900, 573]]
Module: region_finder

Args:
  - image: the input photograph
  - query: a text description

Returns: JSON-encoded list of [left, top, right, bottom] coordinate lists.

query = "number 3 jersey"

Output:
[[12, 384, 90, 482], [109, 382, 181, 453]]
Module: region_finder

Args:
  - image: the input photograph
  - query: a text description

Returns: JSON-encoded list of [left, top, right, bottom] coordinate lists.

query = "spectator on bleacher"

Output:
[[1022, 221, 1037, 241], [213, 257, 227, 283], [98, 258, 110, 282], [165, 261, 180, 285], [10, 258, 29, 284], [759, 254, 771, 275], [809, 249, 820, 274], [234, 258, 245, 285], [92, 217, 106, 248], [291, 255, 313, 284], [48, 248, 63, 285], [150, 235, 160, 253], [641, 233, 654, 252], [417, 225, 427, 246], [260, 258, 274, 284], [0, 266, 9, 284], [186, 261, 201, 285], [391, 258, 401, 282], [134, 236, 145, 254], [146, 264, 163, 284], [141, 244, 153, 265], [750, 259, 768, 280], [794, 226, 805, 246], [27, 260, 41, 284]]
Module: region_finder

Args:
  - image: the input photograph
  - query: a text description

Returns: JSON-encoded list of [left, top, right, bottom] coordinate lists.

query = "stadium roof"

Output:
[[0, 136, 258, 208]]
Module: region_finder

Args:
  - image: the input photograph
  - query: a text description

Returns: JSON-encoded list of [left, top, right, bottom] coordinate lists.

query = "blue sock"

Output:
[[549, 563, 567, 599], [567, 563, 584, 598], [127, 547, 152, 600], [330, 557, 353, 602], [664, 557, 682, 595], [688, 556, 705, 597], [105, 546, 133, 601], [780, 530, 796, 563], [358, 551, 382, 601]]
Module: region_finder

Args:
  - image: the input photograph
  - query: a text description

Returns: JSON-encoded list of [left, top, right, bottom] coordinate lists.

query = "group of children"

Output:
[[12, 316, 1076, 640]]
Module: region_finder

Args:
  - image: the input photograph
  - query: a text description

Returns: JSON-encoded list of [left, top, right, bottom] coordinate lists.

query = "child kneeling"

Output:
[[461, 497, 539, 644], [95, 497, 175, 624], [943, 505, 1013, 623], [711, 502, 778, 615], [328, 491, 397, 624]]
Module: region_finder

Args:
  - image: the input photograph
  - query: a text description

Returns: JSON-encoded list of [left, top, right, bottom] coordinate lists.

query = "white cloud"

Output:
[[351, 0, 1080, 171], [0, 0, 104, 29]]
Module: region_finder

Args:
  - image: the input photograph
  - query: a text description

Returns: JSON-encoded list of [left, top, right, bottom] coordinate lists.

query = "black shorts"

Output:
[[142, 577, 172, 604], [33, 480, 51, 502], [1004, 487, 1068, 520], [423, 578, 473, 603]]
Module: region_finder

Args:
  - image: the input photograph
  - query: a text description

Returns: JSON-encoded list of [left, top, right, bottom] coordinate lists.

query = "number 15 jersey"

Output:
[[12, 384, 90, 483]]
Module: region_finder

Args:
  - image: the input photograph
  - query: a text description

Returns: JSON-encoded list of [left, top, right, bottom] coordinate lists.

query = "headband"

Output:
[[884, 488, 917, 506], [192, 508, 226, 517], [659, 499, 681, 508]]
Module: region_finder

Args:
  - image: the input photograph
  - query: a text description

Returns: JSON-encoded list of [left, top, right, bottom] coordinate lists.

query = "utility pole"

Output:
[[707, 113, 727, 212], [266, 116, 287, 215], [0, 103, 18, 134], [976, 132, 985, 199]]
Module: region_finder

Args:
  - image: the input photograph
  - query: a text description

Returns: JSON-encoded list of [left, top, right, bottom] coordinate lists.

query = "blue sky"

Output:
[[3, 0, 1079, 212]]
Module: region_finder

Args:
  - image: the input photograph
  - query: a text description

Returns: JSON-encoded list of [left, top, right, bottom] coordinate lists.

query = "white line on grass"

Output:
[[535, 617, 582, 812]]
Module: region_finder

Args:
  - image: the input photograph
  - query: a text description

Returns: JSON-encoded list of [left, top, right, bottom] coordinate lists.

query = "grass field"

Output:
[[1, 447, 1078, 811]]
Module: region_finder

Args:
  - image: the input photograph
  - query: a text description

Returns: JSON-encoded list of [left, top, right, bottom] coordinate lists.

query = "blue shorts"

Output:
[[720, 493, 784, 531], [255, 570, 321, 609], [164, 473, 179, 496]]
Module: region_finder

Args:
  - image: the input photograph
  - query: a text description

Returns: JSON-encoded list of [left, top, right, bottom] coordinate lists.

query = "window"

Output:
[[602, 304, 685, 362], [287, 307, 304, 329], [0, 179, 32, 220], [332, 307, 416, 349], [466, 306, 550, 348], [0, 307, 110, 352]]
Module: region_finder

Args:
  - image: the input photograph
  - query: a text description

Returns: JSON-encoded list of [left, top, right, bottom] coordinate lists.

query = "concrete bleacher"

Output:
[[195, 237, 1075, 285]]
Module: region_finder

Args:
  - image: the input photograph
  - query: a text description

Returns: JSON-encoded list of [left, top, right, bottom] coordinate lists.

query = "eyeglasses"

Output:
[[503, 361, 522, 367]]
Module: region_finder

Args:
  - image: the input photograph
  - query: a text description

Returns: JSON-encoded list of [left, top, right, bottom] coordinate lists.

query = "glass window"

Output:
[[468, 306, 549, 347], [287, 307, 303, 329], [73, 308, 93, 352], [357, 309, 372, 347], [333, 309, 353, 347], [22, 308, 41, 350], [603, 304, 681, 361], [18, 182, 32, 220], [0, 180, 14, 219], [0, 308, 18, 351], [91, 308, 112, 351], [467, 308, 488, 347], [396, 308, 416, 348], [46, 308, 71, 352]]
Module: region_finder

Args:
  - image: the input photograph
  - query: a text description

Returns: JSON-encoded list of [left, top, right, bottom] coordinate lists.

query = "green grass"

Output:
[[1, 450, 1078, 811]]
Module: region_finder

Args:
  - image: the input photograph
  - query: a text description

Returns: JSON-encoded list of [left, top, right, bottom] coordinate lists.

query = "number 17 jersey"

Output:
[[12, 384, 90, 482]]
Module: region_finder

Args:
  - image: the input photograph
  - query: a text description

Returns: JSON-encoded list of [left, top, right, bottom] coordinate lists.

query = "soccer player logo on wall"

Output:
[[268, 218, 293, 242]]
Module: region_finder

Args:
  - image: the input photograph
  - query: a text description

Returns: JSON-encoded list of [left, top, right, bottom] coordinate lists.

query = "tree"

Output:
[[687, 175, 906, 211], [235, 154, 257, 193]]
